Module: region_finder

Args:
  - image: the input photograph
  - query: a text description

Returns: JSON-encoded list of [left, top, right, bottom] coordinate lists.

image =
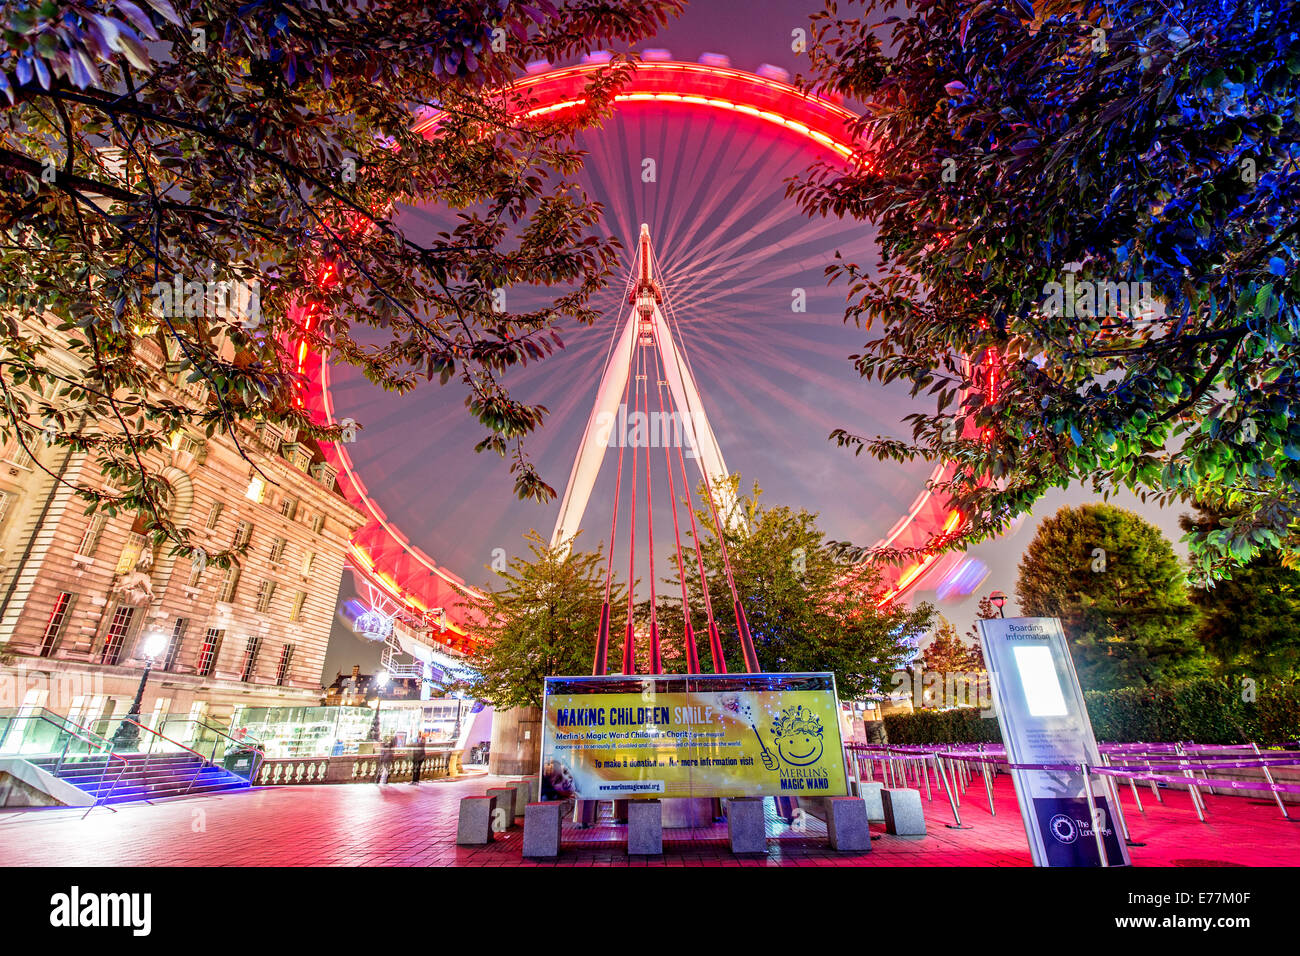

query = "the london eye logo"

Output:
[[1048, 813, 1079, 844]]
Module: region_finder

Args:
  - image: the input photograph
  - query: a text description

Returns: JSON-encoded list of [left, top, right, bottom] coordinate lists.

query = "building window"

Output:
[[169, 431, 204, 459], [146, 697, 170, 732], [310, 460, 338, 488], [245, 475, 266, 503], [204, 502, 224, 530], [39, 592, 74, 657], [300, 550, 316, 578], [0, 490, 10, 526], [278, 496, 298, 520], [287, 445, 313, 472], [100, 606, 136, 665], [217, 565, 241, 603], [275, 644, 295, 686], [76, 513, 107, 557], [187, 560, 204, 588], [254, 579, 276, 614], [233, 520, 253, 549], [196, 628, 223, 677], [3, 442, 34, 469], [289, 590, 307, 622], [162, 617, 187, 672], [311, 513, 324, 535], [268, 536, 287, 565], [255, 423, 283, 455], [115, 532, 147, 574], [239, 636, 262, 682]]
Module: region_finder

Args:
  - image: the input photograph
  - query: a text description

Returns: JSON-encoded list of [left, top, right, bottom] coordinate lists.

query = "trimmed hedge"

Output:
[[882, 678, 1300, 745]]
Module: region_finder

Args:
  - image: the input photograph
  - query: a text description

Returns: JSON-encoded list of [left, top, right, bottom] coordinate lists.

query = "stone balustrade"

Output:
[[252, 747, 461, 786]]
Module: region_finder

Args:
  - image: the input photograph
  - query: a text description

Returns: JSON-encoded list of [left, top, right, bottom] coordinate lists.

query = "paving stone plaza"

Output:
[[2, 771, 1296, 868]]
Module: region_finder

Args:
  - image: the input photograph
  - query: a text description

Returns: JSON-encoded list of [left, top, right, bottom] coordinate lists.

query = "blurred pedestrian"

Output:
[[378, 735, 395, 785], [411, 734, 426, 784]]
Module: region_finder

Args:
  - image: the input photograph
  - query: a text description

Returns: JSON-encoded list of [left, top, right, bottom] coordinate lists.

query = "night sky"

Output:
[[320, 0, 1193, 682]]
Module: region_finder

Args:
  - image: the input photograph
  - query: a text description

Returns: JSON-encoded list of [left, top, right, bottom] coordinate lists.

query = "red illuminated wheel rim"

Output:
[[299, 60, 976, 639]]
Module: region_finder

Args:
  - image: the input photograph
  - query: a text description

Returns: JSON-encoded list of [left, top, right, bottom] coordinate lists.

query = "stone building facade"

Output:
[[0, 327, 366, 739]]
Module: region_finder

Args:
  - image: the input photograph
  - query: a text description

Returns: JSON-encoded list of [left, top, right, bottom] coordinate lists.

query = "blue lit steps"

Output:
[[28, 752, 252, 805]]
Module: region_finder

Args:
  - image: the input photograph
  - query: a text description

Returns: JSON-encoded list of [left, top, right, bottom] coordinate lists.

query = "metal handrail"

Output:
[[36, 709, 131, 813], [122, 718, 214, 797], [123, 719, 207, 760], [187, 717, 266, 755], [125, 718, 269, 794], [0, 712, 130, 815], [165, 717, 266, 786], [32, 706, 118, 750]]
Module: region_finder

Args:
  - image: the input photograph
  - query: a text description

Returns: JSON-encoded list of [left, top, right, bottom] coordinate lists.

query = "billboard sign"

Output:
[[976, 617, 1129, 867], [539, 673, 849, 800]]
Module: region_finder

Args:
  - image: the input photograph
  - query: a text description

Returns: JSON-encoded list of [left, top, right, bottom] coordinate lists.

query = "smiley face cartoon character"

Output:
[[768, 706, 825, 768]]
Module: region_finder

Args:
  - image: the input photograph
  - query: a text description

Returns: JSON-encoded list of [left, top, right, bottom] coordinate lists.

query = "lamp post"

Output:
[[111, 629, 168, 750], [989, 590, 1007, 619], [367, 670, 390, 742]]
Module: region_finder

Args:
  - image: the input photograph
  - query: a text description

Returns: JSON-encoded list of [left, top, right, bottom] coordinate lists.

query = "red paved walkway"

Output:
[[1, 772, 1297, 866]]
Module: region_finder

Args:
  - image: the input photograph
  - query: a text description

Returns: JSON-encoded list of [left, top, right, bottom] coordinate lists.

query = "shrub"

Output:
[[881, 678, 1300, 745]]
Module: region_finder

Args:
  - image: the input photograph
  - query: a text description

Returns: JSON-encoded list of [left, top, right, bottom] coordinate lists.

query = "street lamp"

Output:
[[367, 670, 390, 742], [989, 590, 1008, 618], [111, 629, 168, 750]]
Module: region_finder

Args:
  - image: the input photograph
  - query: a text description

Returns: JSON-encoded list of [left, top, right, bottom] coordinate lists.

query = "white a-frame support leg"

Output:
[[550, 306, 732, 551]]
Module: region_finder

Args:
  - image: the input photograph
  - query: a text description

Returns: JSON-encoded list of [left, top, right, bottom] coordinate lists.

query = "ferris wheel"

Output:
[[299, 54, 982, 647]]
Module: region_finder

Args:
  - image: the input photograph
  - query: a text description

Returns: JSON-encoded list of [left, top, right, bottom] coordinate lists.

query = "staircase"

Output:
[[28, 751, 253, 805]]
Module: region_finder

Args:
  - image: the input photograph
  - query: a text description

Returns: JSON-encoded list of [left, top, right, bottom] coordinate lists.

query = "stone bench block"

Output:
[[627, 799, 662, 855], [523, 801, 563, 858], [486, 787, 517, 825], [510, 779, 533, 816], [859, 781, 886, 822], [727, 797, 767, 854], [826, 797, 872, 852], [456, 796, 496, 845], [882, 787, 926, 836]]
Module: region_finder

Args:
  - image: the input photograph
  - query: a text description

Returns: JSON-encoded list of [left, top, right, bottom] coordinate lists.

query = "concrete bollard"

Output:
[[882, 787, 927, 836], [627, 799, 663, 855], [859, 781, 886, 823], [523, 801, 563, 858], [826, 796, 872, 852], [486, 787, 517, 826], [456, 796, 496, 845], [727, 797, 767, 854]]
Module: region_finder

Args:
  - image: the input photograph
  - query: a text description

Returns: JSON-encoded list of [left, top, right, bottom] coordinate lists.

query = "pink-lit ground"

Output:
[[1, 772, 1296, 866]]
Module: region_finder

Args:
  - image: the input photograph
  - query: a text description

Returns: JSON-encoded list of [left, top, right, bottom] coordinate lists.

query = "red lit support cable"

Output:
[[678, 441, 724, 673], [641, 344, 661, 674], [652, 342, 700, 674], [655, 251, 761, 674], [594, 331, 637, 677], [622, 345, 642, 675]]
